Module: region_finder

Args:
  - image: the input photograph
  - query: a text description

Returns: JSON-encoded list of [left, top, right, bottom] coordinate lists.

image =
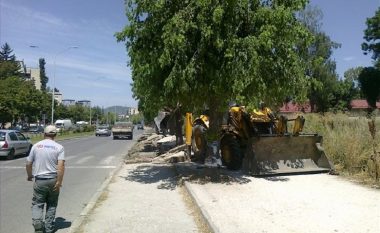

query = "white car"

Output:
[[95, 125, 111, 137], [0, 130, 32, 160]]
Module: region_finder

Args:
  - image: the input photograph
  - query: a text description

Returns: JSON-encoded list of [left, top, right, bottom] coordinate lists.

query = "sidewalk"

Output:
[[74, 163, 199, 233], [70, 161, 380, 233], [178, 164, 380, 233], [69, 131, 380, 233]]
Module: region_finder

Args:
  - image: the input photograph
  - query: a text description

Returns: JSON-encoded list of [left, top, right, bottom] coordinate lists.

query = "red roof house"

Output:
[[350, 99, 380, 109], [279, 102, 312, 113]]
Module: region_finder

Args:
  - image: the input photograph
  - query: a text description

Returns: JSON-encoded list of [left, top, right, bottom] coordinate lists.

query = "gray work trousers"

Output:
[[32, 178, 60, 233]]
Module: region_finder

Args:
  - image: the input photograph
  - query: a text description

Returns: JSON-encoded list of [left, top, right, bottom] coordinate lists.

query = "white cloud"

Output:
[[2, 2, 68, 28]]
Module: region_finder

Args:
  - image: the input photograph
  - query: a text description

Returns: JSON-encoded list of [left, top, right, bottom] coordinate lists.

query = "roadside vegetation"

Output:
[[27, 126, 95, 144], [304, 113, 380, 186]]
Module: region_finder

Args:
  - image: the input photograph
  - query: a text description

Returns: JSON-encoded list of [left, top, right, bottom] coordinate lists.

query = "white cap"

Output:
[[44, 125, 57, 134]]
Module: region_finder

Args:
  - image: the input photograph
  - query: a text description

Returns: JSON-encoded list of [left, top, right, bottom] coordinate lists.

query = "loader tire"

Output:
[[220, 134, 242, 170], [191, 124, 207, 162]]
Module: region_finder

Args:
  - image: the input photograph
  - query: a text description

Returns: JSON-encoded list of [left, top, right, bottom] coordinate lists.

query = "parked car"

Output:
[[0, 130, 32, 160], [137, 124, 144, 130], [9, 125, 28, 132], [95, 125, 111, 137], [28, 126, 44, 134]]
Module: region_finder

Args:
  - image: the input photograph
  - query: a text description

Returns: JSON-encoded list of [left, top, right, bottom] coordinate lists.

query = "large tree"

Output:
[[298, 5, 340, 112], [117, 0, 313, 134], [330, 67, 363, 111], [360, 7, 380, 109], [362, 7, 380, 69], [0, 77, 50, 125]]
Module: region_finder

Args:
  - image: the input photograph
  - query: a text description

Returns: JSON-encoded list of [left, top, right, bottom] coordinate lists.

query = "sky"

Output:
[[0, 0, 379, 108]]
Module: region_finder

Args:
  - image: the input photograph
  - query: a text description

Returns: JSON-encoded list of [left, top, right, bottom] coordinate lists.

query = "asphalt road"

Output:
[[0, 129, 143, 233]]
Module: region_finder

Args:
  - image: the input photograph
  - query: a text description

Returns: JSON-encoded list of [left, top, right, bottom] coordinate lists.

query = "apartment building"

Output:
[[26, 67, 41, 90], [17, 60, 42, 90], [77, 100, 91, 107]]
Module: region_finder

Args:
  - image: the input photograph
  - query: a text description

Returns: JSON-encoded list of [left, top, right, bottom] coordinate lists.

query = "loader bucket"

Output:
[[242, 134, 334, 175]]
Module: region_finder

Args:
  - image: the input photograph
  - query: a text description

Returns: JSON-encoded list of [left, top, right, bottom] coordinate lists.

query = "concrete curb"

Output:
[[183, 181, 219, 233], [67, 151, 125, 233]]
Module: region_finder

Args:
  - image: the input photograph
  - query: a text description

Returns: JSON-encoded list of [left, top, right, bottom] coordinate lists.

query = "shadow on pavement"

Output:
[[120, 164, 178, 190], [175, 163, 252, 185], [55, 217, 71, 230]]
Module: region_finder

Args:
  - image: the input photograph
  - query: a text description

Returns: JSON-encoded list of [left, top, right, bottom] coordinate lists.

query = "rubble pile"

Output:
[[125, 132, 164, 163], [126, 131, 189, 164]]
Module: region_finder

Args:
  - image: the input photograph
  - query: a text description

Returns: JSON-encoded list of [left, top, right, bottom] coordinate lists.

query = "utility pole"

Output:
[[114, 106, 117, 123], [89, 102, 92, 125]]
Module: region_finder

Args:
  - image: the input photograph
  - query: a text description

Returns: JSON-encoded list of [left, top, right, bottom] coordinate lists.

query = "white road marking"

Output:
[[64, 155, 76, 161], [75, 155, 94, 164]]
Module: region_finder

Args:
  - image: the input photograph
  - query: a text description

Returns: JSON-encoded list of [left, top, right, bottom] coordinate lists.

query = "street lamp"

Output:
[[51, 46, 78, 124]]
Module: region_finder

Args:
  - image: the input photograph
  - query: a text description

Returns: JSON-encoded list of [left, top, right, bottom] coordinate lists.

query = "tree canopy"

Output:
[[359, 7, 380, 109], [0, 43, 21, 80], [0, 76, 50, 124], [362, 7, 380, 68], [117, 0, 313, 124], [298, 5, 341, 112]]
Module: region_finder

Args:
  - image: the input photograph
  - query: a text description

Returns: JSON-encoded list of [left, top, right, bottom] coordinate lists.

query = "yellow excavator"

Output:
[[188, 103, 334, 175]]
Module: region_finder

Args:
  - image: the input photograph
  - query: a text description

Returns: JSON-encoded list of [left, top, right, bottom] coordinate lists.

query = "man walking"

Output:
[[26, 125, 65, 233]]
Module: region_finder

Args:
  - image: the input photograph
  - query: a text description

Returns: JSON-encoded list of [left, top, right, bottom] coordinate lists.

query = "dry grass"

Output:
[[302, 113, 380, 187]]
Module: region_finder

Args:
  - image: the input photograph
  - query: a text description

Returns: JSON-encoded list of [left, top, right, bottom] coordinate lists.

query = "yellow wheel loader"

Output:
[[189, 106, 334, 175]]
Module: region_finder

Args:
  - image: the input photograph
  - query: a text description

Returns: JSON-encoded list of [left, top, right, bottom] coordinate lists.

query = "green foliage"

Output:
[[0, 43, 16, 61], [358, 67, 380, 109], [39, 58, 49, 91], [359, 7, 380, 111], [362, 7, 380, 68], [117, 0, 313, 131], [298, 5, 341, 112], [330, 67, 363, 111], [342, 67, 363, 99], [0, 76, 50, 124], [0, 43, 21, 80], [55, 104, 89, 123], [130, 113, 144, 124]]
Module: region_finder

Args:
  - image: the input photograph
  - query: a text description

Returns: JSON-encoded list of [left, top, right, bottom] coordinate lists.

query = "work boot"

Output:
[[33, 220, 44, 233]]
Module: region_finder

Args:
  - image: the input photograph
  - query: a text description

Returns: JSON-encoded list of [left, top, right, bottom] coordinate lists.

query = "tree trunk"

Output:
[[207, 98, 226, 142], [175, 105, 184, 145]]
